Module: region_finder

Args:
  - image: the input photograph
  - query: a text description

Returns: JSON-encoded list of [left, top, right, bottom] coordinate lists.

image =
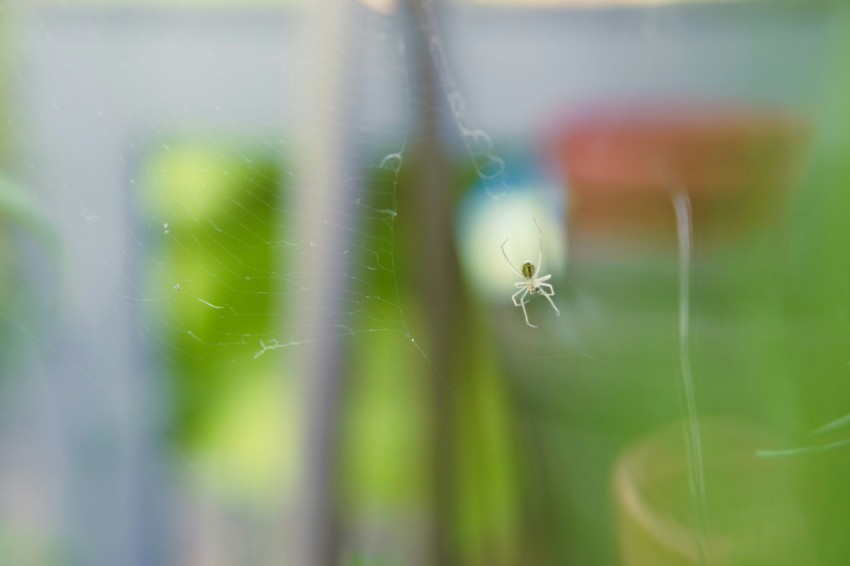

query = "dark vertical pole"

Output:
[[408, 0, 459, 564]]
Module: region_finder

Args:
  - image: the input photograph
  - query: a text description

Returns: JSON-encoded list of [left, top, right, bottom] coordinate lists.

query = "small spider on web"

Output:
[[501, 218, 560, 328]]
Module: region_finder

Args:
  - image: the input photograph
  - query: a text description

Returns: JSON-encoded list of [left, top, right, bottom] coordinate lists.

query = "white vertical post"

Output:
[[292, 1, 357, 565]]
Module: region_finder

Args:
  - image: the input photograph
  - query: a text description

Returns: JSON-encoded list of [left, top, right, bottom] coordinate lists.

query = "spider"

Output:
[[501, 218, 560, 328]]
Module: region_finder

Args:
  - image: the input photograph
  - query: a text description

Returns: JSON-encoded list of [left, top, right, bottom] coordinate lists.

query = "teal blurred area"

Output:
[[0, 1, 849, 565]]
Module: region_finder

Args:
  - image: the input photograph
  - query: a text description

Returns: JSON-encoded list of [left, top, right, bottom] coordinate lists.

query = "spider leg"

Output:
[[537, 274, 552, 283], [534, 217, 544, 274], [539, 282, 555, 295], [519, 290, 537, 328], [511, 288, 526, 307], [501, 239, 524, 278], [514, 282, 526, 288], [539, 287, 561, 316]]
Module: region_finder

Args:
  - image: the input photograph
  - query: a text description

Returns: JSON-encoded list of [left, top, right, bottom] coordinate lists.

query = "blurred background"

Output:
[[1, 0, 850, 564]]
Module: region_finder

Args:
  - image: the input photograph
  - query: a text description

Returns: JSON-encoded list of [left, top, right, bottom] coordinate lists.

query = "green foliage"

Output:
[[0, 172, 60, 257], [139, 140, 294, 502]]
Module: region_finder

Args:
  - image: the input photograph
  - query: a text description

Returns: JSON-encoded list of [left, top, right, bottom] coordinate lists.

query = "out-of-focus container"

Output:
[[613, 418, 810, 566], [497, 104, 810, 565], [552, 105, 808, 252]]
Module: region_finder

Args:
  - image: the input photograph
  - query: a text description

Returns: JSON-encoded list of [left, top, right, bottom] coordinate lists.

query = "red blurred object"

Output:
[[544, 104, 809, 250]]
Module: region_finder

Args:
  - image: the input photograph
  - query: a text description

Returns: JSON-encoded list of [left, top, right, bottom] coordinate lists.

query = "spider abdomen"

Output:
[[521, 261, 535, 278]]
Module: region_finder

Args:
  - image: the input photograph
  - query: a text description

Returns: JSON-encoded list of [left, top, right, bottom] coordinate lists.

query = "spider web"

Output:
[[2, 2, 425, 564], [3, 1, 850, 566]]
